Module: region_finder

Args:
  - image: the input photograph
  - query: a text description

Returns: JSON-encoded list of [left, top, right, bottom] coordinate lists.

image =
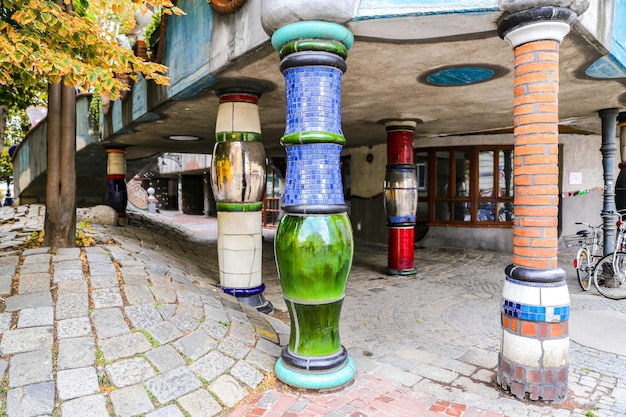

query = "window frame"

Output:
[[416, 145, 514, 227]]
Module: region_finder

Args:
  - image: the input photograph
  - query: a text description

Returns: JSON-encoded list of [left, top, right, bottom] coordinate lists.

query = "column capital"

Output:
[[261, 0, 357, 36], [383, 120, 418, 131], [498, 6, 584, 48]]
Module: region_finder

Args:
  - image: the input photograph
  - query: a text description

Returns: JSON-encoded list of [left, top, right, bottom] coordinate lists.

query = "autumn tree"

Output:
[[0, 0, 182, 250]]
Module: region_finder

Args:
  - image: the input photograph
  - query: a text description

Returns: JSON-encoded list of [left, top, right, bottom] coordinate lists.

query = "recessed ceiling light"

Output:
[[424, 66, 498, 86], [168, 135, 200, 141]]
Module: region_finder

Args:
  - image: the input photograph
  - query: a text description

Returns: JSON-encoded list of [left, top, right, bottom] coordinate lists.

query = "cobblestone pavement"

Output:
[[0, 205, 624, 417]]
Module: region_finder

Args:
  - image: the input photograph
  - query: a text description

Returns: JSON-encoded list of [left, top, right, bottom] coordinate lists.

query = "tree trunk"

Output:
[[0, 105, 7, 150], [43, 0, 77, 251], [43, 80, 76, 251]]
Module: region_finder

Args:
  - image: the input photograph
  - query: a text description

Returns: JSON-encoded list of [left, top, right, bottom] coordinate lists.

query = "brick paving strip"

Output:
[[229, 373, 508, 417]]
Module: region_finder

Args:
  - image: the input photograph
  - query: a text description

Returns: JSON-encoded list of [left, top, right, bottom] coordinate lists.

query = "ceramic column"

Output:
[[269, 21, 356, 389], [210, 90, 272, 313], [497, 2, 588, 402], [105, 148, 128, 223], [384, 121, 418, 276], [616, 112, 626, 211]]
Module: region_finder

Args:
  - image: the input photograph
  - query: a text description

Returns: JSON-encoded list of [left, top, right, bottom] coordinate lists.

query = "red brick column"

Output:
[[512, 39, 561, 270], [496, 4, 587, 403]]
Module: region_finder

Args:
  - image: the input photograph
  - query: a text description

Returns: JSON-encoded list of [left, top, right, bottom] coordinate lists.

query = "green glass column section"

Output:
[[272, 20, 356, 390], [275, 214, 353, 356]]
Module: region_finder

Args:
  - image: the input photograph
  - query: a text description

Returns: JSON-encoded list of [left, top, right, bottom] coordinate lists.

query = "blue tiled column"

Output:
[[271, 21, 356, 390]]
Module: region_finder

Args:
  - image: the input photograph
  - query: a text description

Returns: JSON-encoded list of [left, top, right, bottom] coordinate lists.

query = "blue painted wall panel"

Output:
[[164, 0, 214, 97], [355, 0, 498, 19], [611, 0, 626, 70]]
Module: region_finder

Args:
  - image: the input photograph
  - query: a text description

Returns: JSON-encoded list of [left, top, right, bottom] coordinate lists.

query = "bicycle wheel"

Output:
[[592, 252, 626, 300], [576, 248, 592, 291]]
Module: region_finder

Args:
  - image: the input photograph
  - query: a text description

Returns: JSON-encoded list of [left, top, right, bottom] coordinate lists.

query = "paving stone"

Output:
[[17, 306, 54, 328], [145, 345, 187, 373], [110, 383, 155, 417], [150, 285, 177, 304], [53, 269, 85, 283], [0, 274, 12, 296], [255, 337, 282, 358], [144, 367, 203, 404], [57, 366, 100, 401], [145, 321, 184, 345], [55, 247, 81, 257], [218, 337, 250, 360], [57, 317, 92, 339], [0, 359, 8, 378], [173, 331, 218, 361], [86, 252, 112, 263], [199, 319, 229, 340], [230, 360, 265, 389], [6, 381, 55, 417], [105, 357, 156, 388], [8, 349, 52, 387], [61, 394, 109, 417], [91, 308, 130, 340], [57, 337, 96, 370], [208, 374, 248, 408], [124, 285, 156, 305], [229, 320, 257, 345], [178, 388, 223, 417], [170, 312, 200, 332], [458, 348, 499, 369], [157, 303, 177, 320], [177, 302, 204, 320], [204, 304, 230, 324], [0, 312, 12, 333], [90, 274, 119, 288], [17, 273, 50, 294], [55, 292, 89, 320], [146, 404, 186, 417], [245, 349, 276, 373], [99, 332, 152, 363], [188, 350, 235, 383], [20, 263, 50, 274], [0, 326, 54, 355], [177, 290, 203, 306], [88, 263, 117, 276], [91, 287, 123, 309], [119, 267, 149, 286], [56, 280, 88, 294], [124, 304, 162, 329], [4, 291, 53, 311]]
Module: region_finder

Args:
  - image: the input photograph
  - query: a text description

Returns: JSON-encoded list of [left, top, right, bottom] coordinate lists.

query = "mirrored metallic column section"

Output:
[[210, 90, 272, 314], [271, 21, 356, 390], [599, 108, 619, 256], [384, 121, 418, 276], [105, 148, 128, 224], [616, 112, 626, 211], [497, 2, 589, 403]]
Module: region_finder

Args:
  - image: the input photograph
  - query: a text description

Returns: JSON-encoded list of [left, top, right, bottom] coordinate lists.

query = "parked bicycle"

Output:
[[592, 211, 626, 300], [565, 223, 604, 291]]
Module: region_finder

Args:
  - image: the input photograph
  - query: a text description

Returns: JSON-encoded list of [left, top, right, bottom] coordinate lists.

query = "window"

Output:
[[415, 146, 514, 226]]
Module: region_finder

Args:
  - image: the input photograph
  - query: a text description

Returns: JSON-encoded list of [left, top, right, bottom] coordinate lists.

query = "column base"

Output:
[[238, 293, 274, 314], [497, 353, 568, 403], [222, 285, 273, 314], [275, 356, 355, 390], [386, 267, 417, 276]]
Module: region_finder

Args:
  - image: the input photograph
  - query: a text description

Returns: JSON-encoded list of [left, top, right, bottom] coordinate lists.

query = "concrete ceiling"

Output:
[[101, 21, 626, 161]]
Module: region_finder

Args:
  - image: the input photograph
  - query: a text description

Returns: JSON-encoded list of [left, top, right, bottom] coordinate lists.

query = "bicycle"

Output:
[[592, 212, 626, 300], [565, 223, 604, 291]]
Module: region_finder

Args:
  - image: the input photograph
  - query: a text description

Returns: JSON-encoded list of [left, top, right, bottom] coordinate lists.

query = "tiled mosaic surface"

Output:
[[502, 299, 570, 322], [283, 143, 344, 206], [284, 66, 343, 136]]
